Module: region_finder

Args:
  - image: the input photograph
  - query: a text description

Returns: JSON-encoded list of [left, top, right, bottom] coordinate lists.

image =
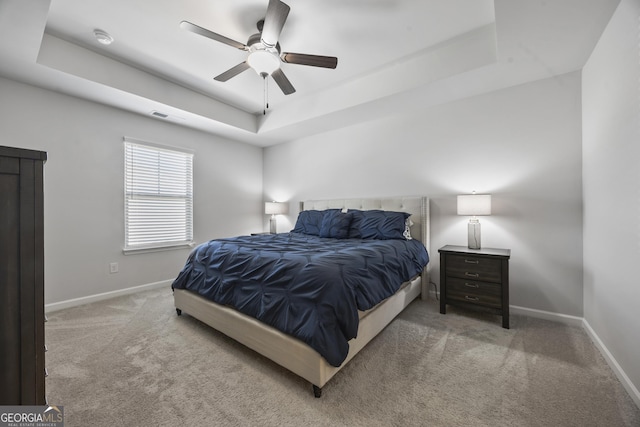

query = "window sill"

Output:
[[122, 242, 195, 255]]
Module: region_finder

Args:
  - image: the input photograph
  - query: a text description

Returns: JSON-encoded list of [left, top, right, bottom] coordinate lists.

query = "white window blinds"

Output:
[[124, 139, 193, 251]]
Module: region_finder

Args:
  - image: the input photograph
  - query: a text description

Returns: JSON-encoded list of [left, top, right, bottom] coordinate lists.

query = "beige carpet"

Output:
[[45, 287, 640, 426]]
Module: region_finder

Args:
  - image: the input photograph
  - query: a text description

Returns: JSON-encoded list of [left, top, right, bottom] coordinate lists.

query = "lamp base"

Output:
[[468, 219, 481, 249], [269, 216, 277, 234]]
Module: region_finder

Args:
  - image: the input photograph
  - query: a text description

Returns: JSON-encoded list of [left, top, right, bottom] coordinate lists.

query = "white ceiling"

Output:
[[0, 0, 620, 147]]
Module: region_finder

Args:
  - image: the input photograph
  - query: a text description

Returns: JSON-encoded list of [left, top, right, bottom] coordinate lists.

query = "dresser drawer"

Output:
[[446, 277, 501, 308], [446, 254, 502, 283]]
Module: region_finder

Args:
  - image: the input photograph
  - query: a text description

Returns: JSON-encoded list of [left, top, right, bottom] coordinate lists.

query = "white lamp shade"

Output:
[[457, 194, 491, 216], [265, 202, 288, 215]]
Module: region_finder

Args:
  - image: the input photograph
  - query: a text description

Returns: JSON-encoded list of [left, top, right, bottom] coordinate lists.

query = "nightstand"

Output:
[[439, 245, 511, 328]]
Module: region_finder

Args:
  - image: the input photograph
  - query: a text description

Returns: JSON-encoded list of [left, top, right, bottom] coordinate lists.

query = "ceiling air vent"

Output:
[[151, 111, 169, 119]]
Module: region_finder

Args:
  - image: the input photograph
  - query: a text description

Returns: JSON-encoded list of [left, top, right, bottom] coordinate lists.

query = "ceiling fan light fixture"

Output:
[[93, 29, 114, 45], [247, 50, 280, 75]]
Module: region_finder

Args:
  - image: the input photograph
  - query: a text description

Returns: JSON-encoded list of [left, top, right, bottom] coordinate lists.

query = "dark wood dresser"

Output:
[[439, 245, 511, 328], [0, 146, 47, 405]]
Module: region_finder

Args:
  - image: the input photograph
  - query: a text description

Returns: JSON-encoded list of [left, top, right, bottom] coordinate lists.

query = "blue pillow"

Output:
[[349, 210, 410, 240], [319, 210, 353, 239], [292, 210, 337, 236]]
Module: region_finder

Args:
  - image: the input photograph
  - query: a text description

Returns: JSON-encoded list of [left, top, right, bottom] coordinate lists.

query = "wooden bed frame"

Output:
[[173, 196, 430, 397]]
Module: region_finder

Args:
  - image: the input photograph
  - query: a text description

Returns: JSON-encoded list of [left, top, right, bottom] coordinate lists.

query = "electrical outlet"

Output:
[[109, 262, 119, 274]]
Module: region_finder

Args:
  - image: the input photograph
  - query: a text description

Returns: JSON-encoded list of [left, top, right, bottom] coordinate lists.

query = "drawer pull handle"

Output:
[[465, 296, 480, 302], [465, 272, 479, 278], [464, 282, 479, 288], [464, 259, 479, 264]]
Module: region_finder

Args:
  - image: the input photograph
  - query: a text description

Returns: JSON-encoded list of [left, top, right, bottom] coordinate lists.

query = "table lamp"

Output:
[[457, 193, 491, 249], [265, 201, 288, 234]]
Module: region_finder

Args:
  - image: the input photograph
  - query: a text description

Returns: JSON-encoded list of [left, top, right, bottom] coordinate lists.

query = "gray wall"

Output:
[[582, 0, 640, 401], [0, 77, 263, 305], [264, 72, 584, 317]]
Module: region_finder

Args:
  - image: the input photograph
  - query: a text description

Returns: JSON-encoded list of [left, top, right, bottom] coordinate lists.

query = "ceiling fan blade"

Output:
[[214, 62, 251, 82], [271, 68, 296, 95], [180, 21, 247, 51], [261, 0, 290, 48], [281, 52, 338, 69]]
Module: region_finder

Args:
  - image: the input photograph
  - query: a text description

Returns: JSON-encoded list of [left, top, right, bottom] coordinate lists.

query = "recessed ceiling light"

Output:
[[93, 29, 113, 45]]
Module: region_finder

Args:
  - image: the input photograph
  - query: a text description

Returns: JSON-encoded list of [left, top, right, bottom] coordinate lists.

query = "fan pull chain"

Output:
[[261, 72, 269, 115]]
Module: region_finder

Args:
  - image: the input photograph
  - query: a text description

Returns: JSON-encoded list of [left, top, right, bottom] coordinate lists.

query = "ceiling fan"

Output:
[[180, 0, 338, 96]]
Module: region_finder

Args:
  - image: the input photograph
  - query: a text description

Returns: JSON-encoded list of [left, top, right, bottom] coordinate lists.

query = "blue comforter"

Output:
[[171, 232, 429, 366]]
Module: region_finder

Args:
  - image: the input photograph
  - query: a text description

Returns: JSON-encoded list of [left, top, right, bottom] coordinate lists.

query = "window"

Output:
[[124, 138, 193, 252]]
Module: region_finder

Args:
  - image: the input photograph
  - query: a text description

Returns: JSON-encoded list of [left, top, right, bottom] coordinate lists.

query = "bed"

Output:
[[172, 196, 430, 397]]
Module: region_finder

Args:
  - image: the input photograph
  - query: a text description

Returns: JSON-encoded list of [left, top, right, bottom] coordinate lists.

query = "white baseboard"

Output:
[[582, 319, 640, 409], [425, 293, 583, 327], [45, 279, 171, 313], [509, 304, 584, 327]]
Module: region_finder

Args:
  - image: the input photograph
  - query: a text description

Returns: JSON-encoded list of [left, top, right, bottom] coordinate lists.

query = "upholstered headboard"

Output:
[[301, 196, 431, 298]]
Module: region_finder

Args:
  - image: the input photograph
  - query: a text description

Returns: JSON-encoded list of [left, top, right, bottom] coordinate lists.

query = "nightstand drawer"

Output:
[[447, 277, 501, 308], [446, 254, 502, 283]]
